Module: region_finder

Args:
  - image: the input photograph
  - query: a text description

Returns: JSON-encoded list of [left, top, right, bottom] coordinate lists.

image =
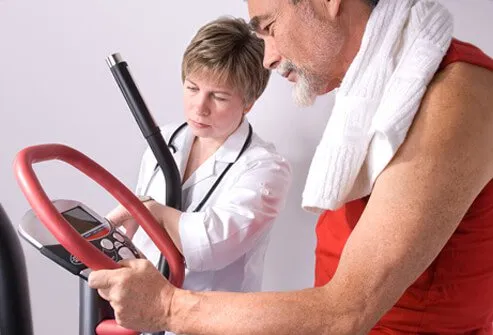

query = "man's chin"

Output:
[[293, 92, 317, 108], [292, 89, 317, 107]]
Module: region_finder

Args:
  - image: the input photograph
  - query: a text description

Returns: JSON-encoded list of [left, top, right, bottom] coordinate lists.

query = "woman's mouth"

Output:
[[190, 120, 210, 128]]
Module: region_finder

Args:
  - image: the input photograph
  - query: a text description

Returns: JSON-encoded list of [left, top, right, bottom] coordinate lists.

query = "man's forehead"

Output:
[[247, 0, 281, 29], [247, 0, 281, 18]]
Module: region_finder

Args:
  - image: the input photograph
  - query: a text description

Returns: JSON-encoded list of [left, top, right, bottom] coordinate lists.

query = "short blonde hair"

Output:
[[182, 17, 270, 105]]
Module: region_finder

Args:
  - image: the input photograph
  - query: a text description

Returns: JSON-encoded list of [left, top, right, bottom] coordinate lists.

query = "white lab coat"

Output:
[[132, 118, 292, 294]]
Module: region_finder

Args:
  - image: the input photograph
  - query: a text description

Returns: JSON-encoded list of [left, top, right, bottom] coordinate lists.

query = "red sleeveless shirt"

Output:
[[314, 39, 493, 334]]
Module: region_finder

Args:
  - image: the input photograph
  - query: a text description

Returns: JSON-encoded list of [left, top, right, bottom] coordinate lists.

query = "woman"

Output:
[[107, 16, 291, 295]]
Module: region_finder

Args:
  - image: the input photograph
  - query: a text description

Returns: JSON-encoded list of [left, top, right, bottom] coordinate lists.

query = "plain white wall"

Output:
[[1, 1, 492, 334]]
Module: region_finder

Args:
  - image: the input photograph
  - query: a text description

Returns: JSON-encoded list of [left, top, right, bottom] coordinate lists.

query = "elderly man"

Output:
[[89, 0, 493, 333]]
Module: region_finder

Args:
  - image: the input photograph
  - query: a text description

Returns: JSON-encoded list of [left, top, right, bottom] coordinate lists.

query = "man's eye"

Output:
[[187, 86, 198, 92], [264, 22, 274, 35]]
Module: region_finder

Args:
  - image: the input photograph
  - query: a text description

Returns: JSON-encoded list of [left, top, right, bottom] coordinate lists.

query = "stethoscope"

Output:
[[143, 122, 253, 212]]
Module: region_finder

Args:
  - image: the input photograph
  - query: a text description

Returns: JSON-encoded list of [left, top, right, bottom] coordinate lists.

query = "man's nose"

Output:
[[263, 37, 282, 70]]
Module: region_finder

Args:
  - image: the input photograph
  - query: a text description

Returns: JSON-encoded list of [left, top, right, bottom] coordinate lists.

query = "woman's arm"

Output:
[[175, 152, 291, 271]]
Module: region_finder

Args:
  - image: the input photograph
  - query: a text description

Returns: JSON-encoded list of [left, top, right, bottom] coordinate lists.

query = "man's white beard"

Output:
[[278, 60, 318, 107], [292, 72, 317, 107]]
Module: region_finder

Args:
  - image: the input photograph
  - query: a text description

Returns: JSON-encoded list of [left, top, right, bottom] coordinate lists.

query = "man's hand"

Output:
[[88, 259, 175, 332]]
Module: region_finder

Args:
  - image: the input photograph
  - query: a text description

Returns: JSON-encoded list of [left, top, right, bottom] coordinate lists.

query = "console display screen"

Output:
[[61, 207, 101, 234]]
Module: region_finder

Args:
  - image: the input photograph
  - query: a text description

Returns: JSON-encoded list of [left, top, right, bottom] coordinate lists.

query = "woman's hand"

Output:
[[106, 205, 136, 240], [106, 200, 161, 239], [106, 200, 184, 253]]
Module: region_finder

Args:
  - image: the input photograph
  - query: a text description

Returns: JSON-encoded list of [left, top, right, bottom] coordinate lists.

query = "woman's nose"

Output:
[[194, 96, 211, 116], [196, 107, 210, 116]]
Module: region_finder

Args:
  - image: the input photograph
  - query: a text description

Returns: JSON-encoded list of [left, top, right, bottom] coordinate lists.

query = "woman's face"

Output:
[[183, 71, 248, 142]]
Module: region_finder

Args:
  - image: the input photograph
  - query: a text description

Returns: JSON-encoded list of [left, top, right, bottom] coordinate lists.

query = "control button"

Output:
[[103, 249, 118, 261], [118, 247, 136, 260], [114, 241, 123, 249], [70, 255, 82, 265], [100, 239, 114, 250], [113, 233, 125, 243]]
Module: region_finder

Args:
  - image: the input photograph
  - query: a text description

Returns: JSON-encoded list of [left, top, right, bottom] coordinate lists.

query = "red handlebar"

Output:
[[14, 144, 185, 335], [96, 320, 142, 335]]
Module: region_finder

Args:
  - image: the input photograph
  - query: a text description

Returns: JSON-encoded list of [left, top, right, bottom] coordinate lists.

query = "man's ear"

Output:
[[309, 0, 342, 21], [326, 0, 342, 19]]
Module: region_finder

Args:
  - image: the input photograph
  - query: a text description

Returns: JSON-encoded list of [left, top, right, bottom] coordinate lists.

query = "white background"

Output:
[[1, 1, 492, 334]]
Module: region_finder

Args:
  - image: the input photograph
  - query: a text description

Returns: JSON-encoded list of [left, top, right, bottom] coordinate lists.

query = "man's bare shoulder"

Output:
[[391, 61, 493, 187], [410, 61, 493, 156], [424, 61, 493, 121]]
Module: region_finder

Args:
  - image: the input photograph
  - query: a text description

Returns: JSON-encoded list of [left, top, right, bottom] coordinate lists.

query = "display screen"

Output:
[[61, 206, 101, 234]]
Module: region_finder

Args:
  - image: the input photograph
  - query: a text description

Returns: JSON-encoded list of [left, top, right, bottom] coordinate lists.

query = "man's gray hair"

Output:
[[291, 0, 378, 6]]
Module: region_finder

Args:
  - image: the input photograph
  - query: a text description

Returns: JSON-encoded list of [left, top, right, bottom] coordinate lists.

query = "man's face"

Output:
[[248, 0, 345, 107]]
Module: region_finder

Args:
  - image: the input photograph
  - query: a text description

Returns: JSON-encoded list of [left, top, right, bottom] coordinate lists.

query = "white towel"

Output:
[[302, 0, 453, 212]]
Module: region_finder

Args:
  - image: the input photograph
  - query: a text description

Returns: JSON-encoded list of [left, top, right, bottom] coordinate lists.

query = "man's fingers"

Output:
[[97, 288, 110, 301], [119, 258, 148, 269], [118, 259, 134, 268], [88, 269, 114, 289]]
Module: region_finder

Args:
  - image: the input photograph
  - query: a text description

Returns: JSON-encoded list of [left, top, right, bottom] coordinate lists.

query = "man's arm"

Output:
[[165, 63, 493, 335]]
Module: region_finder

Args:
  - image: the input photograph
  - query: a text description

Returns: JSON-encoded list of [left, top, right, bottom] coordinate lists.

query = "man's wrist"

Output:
[[164, 288, 200, 335], [163, 287, 184, 334]]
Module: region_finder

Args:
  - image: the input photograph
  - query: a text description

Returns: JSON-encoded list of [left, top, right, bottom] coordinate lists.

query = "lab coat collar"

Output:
[[214, 118, 250, 163], [179, 124, 217, 190], [170, 124, 195, 183], [181, 118, 251, 190], [181, 153, 216, 190]]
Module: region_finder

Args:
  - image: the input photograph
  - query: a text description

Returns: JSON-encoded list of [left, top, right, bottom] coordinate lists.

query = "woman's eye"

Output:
[[187, 86, 198, 92], [214, 96, 227, 102]]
